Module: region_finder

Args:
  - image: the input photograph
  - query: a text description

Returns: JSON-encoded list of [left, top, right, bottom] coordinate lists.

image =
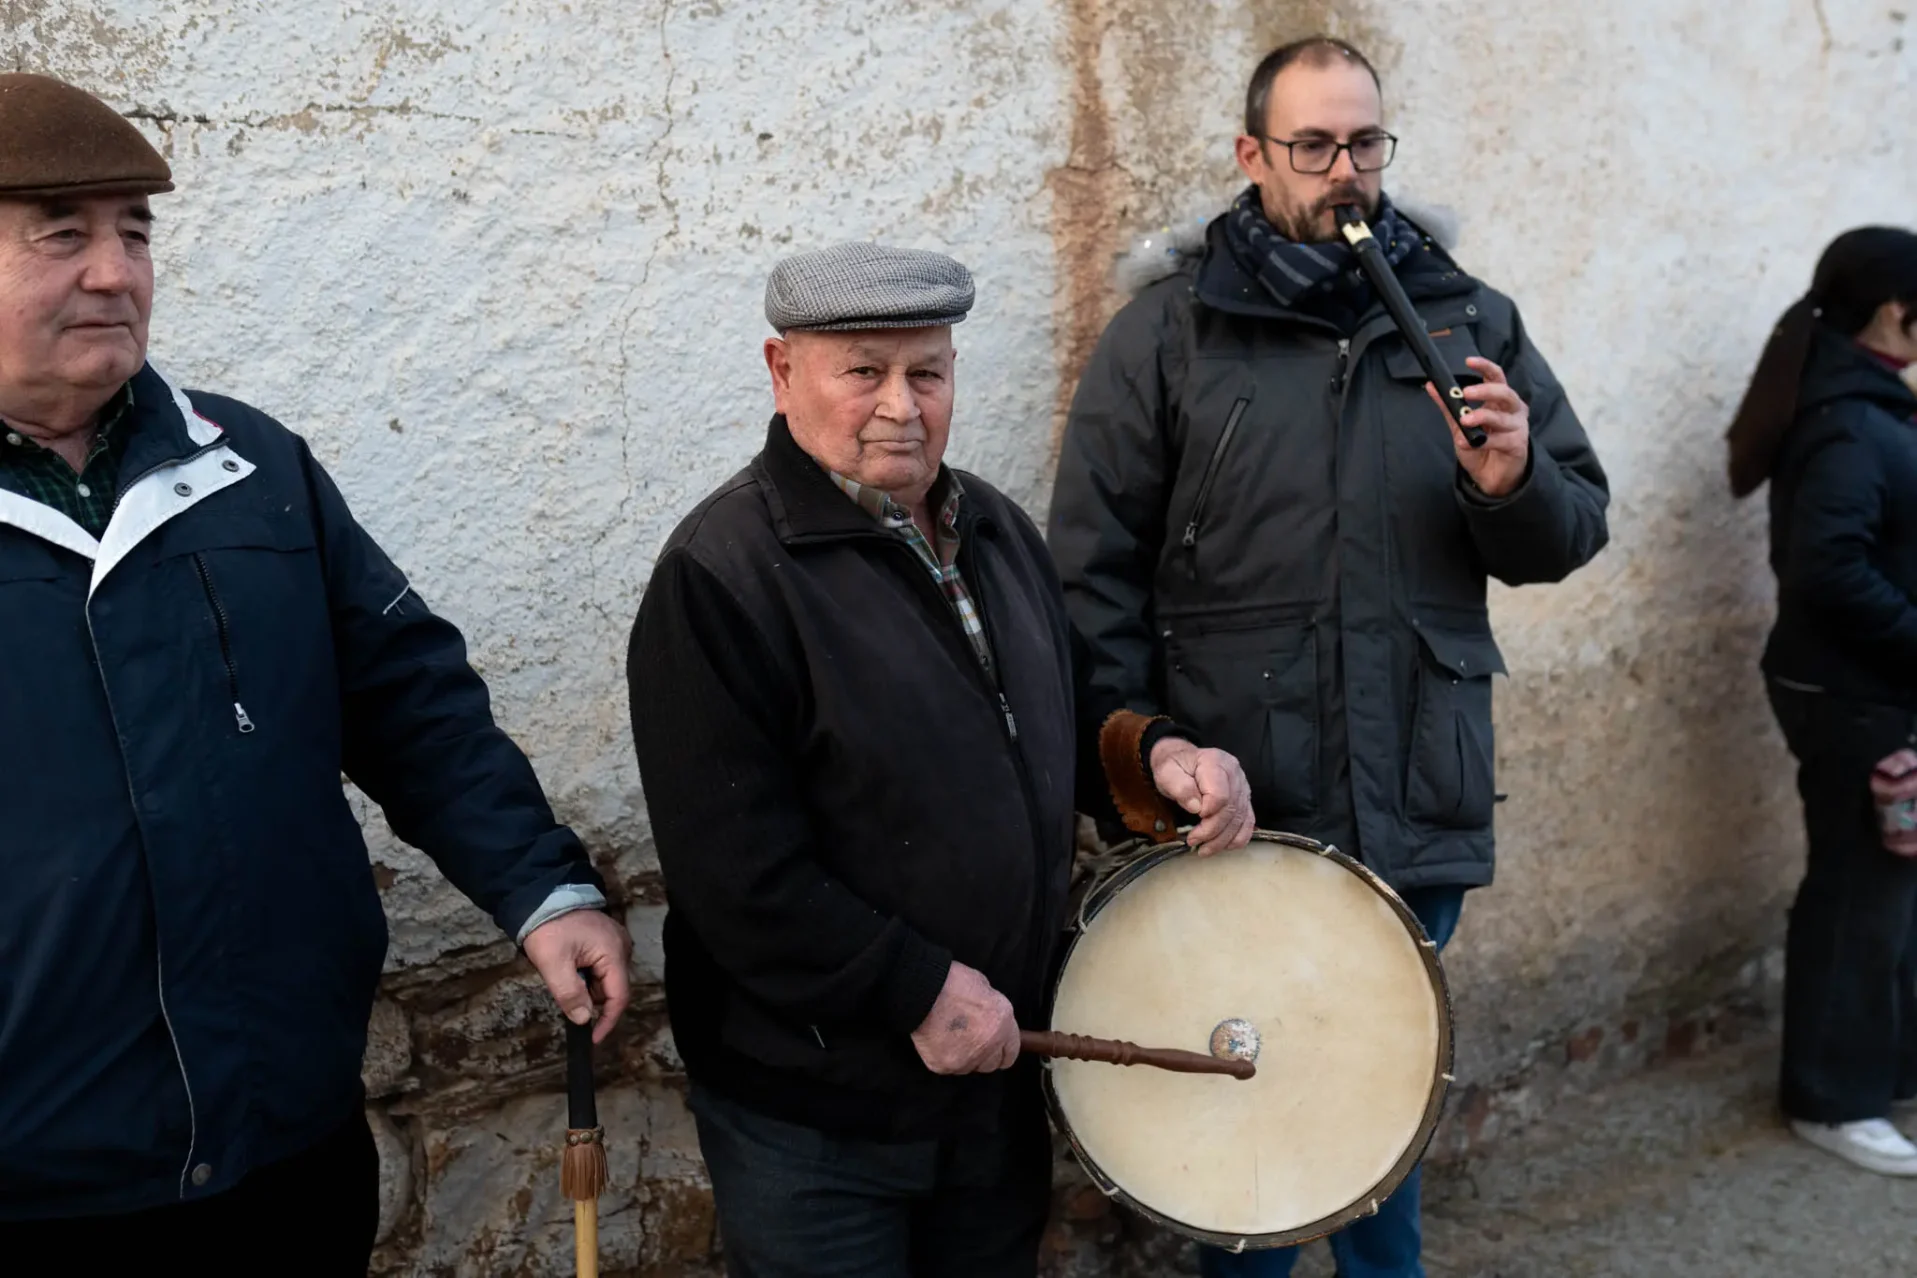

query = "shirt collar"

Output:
[[0, 381, 134, 463], [821, 463, 964, 531]]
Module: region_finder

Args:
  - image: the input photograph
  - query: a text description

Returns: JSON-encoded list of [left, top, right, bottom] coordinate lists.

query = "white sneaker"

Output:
[[1791, 1118, 1917, 1175]]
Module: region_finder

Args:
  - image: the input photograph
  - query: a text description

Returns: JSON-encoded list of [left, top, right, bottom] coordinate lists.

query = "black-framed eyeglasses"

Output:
[[1256, 131, 1397, 175]]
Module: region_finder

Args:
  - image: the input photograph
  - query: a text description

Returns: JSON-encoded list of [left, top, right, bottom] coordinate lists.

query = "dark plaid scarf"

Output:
[[1225, 185, 1418, 312]]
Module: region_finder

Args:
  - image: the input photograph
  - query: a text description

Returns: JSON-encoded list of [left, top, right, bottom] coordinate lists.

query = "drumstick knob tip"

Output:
[[1209, 1018, 1261, 1065]]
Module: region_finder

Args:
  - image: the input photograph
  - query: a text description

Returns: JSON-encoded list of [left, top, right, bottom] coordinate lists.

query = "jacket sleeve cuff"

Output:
[[1138, 718, 1198, 768], [514, 883, 611, 946], [880, 930, 954, 1035], [1455, 448, 1537, 508]]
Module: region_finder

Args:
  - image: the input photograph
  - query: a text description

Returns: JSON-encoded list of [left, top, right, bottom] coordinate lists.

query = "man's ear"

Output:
[[1233, 134, 1265, 185], [765, 337, 793, 413]]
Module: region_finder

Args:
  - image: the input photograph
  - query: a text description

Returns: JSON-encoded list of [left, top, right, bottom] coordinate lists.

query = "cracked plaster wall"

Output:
[[9, 0, 1917, 1271]]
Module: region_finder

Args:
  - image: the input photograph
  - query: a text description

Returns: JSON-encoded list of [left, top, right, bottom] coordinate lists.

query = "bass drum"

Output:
[[1043, 831, 1452, 1251]]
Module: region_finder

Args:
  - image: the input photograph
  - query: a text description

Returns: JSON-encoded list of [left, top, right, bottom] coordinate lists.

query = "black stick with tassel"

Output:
[[562, 999, 607, 1278]]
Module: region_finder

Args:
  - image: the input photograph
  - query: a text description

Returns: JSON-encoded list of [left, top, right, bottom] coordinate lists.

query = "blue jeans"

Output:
[[1197, 885, 1467, 1278]]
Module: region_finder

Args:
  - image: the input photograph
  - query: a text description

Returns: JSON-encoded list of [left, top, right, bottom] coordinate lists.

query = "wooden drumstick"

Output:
[[1020, 1030, 1255, 1080]]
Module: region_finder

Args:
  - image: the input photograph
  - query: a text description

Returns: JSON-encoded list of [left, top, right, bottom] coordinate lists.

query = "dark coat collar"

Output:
[[120, 362, 208, 482], [1798, 328, 1917, 421], [755, 413, 993, 546]]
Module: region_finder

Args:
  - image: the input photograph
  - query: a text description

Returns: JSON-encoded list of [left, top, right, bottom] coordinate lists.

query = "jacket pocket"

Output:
[[1180, 395, 1253, 552], [191, 553, 256, 735], [1381, 325, 1484, 385], [1164, 622, 1317, 820], [1405, 617, 1505, 829]]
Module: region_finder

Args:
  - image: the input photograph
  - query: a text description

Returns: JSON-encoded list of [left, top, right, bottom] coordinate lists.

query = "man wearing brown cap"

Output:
[[0, 74, 633, 1266], [627, 243, 1256, 1277]]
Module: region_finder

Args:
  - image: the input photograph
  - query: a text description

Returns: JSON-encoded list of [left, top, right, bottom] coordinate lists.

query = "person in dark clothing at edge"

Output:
[[1047, 39, 1610, 1278], [626, 242, 1255, 1278], [1726, 227, 1917, 1177], [0, 75, 633, 1269]]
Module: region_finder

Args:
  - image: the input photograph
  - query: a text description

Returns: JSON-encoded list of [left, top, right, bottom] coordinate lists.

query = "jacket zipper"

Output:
[[1181, 396, 1252, 550], [1329, 337, 1353, 395], [948, 537, 1053, 1002], [78, 437, 238, 1192], [191, 554, 255, 734], [881, 532, 1048, 948], [83, 609, 200, 1193]]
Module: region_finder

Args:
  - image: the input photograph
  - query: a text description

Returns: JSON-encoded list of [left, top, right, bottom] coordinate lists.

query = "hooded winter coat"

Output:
[[1048, 210, 1610, 889]]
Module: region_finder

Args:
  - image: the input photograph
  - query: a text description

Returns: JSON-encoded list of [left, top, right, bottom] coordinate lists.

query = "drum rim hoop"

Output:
[[1041, 827, 1457, 1250]]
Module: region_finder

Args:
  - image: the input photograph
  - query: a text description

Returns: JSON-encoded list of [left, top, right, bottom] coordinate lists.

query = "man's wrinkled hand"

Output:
[[523, 909, 634, 1044], [1149, 738, 1256, 855], [911, 961, 1020, 1075]]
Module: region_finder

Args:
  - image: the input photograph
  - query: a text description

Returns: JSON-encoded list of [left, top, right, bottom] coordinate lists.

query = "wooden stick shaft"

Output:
[[1020, 1029, 1255, 1079], [575, 1199, 599, 1278]]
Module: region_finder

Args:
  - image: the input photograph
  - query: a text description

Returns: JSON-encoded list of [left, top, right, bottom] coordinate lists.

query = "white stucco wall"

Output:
[[12, 0, 1917, 1267]]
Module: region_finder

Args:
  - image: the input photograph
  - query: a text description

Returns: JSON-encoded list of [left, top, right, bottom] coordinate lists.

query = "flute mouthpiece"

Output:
[[1335, 206, 1373, 245]]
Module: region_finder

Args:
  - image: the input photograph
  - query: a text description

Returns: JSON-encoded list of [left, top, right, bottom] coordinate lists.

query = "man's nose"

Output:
[[1327, 144, 1360, 182], [875, 369, 919, 422], [79, 236, 139, 295]]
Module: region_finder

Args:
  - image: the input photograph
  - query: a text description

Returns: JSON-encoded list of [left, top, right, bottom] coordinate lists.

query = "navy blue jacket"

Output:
[[0, 364, 601, 1219], [1764, 332, 1917, 707]]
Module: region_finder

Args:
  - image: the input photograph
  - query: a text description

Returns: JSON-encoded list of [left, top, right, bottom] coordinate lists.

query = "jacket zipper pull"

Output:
[[998, 692, 1019, 742], [1331, 337, 1352, 393], [234, 702, 256, 734], [1181, 521, 1199, 549]]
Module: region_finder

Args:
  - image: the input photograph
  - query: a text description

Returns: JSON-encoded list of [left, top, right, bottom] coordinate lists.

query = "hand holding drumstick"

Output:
[[911, 962, 1253, 1080]]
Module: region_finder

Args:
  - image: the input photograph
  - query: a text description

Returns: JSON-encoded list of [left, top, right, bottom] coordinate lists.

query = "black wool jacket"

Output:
[[628, 417, 1159, 1140]]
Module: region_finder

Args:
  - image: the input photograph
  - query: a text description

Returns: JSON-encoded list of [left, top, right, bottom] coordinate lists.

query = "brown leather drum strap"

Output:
[[1099, 709, 1185, 839]]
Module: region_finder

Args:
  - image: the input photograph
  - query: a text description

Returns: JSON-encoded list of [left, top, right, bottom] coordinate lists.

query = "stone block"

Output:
[[368, 1106, 415, 1246], [363, 996, 414, 1098], [416, 1090, 649, 1277], [415, 970, 566, 1083], [627, 902, 668, 987]]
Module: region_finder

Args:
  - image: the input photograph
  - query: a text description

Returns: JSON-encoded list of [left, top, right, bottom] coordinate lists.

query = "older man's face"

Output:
[[766, 326, 955, 505], [0, 195, 154, 416]]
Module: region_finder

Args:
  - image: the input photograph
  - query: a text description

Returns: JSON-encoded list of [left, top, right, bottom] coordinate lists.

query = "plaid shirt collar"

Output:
[[820, 462, 996, 679], [823, 466, 965, 566], [0, 382, 136, 538]]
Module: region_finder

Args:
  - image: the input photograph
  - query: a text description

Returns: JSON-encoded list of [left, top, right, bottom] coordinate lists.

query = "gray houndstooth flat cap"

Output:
[[765, 242, 975, 333]]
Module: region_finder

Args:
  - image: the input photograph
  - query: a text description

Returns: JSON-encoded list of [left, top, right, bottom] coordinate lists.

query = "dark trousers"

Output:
[[691, 1081, 1051, 1278], [1770, 682, 1917, 1123], [0, 1108, 378, 1275], [1198, 884, 1467, 1278]]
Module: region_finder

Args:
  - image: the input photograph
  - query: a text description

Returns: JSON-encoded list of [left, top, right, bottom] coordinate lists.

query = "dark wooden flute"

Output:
[[1334, 204, 1487, 448], [1020, 1029, 1255, 1080]]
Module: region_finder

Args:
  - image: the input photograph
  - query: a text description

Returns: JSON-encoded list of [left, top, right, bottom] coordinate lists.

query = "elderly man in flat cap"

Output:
[[0, 73, 633, 1266], [627, 243, 1256, 1277]]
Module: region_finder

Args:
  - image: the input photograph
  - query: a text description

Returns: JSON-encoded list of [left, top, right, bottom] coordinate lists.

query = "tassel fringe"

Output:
[[561, 1127, 608, 1201]]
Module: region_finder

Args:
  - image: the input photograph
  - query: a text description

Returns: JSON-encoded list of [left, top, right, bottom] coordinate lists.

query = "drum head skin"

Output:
[[1046, 834, 1452, 1248]]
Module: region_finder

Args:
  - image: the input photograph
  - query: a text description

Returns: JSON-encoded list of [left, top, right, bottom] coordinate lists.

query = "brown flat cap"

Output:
[[0, 73, 173, 199]]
